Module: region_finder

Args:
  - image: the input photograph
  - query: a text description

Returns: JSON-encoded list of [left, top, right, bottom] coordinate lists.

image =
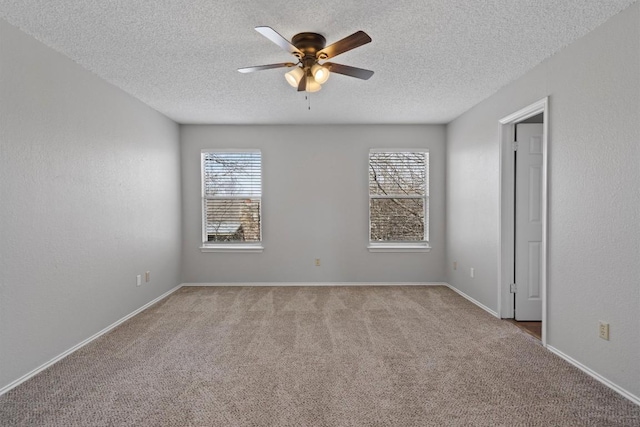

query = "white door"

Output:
[[515, 123, 543, 321]]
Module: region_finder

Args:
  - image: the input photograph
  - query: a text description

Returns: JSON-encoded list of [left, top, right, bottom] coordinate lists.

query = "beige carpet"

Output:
[[1, 286, 639, 426]]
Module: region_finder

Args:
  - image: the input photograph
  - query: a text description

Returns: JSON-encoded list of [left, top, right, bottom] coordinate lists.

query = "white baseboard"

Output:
[[0, 284, 183, 396], [444, 283, 500, 318], [182, 282, 449, 287], [547, 345, 640, 406]]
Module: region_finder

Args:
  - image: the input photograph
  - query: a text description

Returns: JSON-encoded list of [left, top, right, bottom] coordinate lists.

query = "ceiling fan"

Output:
[[238, 26, 374, 93]]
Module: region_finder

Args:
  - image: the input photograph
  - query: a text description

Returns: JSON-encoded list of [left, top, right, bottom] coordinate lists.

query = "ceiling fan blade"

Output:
[[317, 31, 371, 60], [238, 62, 296, 73], [324, 63, 374, 80], [297, 73, 307, 92], [255, 26, 303, 57]]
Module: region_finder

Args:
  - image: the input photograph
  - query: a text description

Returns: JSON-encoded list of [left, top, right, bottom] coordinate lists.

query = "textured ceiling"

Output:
[[0, 0, 636, 124]]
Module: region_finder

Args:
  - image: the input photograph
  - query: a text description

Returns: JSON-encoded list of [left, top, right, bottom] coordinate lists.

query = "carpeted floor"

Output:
[[1, 286, 639, 426]]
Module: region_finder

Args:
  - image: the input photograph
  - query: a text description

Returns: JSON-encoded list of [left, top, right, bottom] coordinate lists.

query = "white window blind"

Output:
[[201, 151, 262, 245], [369, 150, 429, 245]]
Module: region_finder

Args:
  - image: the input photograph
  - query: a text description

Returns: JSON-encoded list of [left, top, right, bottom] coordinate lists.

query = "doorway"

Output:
[[498, 98, 549, 345]]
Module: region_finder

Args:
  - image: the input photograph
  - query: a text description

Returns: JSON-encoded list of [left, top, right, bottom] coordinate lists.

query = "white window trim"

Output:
[[200, 244, 264, 253], [368, 148, 430, 253], [367, 244, 431, 253], [200, 149, 264, 253]]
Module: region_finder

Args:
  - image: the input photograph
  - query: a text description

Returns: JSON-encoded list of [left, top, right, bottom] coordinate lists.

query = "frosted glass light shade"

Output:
[[285, 67, 304, 87], [305, 76, 321, 93], [311, 64, 330, 84]]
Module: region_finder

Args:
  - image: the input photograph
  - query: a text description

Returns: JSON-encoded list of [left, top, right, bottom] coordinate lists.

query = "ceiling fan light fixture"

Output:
[[240, 27, 374, 97], [285, 67, 304, 87], [305, 76, 322, 93], [311, 63, 330, 84]]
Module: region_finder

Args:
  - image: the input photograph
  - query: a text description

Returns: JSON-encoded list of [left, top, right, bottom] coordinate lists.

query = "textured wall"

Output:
[[0, 20, 182, 389], [446, 3, 639, 397], [181, 125, 446, 284]]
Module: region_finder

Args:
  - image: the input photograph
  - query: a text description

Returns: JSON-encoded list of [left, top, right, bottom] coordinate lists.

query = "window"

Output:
[[368, 149, 429, 252], [201, 150, 263, 252]]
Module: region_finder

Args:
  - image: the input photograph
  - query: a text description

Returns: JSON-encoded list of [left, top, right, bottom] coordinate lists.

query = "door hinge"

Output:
[[510, 283, 517, 293], [512, 141, 518, 151]]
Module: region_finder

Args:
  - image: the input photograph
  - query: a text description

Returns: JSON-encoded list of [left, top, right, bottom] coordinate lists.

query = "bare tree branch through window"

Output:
[[369, 151, 429, 243]]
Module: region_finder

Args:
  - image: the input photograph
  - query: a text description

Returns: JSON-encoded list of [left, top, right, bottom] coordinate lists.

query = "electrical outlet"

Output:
[[470, 267, 474, 278], [315, 258, 320, 267], [145, 271, 150, 282], [136, 275, 142, 287], [599, 321, 609, 340], [453, 261, 457, 270]]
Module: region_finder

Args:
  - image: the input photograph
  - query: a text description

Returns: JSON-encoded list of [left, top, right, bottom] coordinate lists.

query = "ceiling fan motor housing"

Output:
[[291, 32, 327, 61]]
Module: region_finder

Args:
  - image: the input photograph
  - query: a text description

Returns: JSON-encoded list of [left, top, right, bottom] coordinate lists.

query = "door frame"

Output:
[[497, 97, 549, 345]]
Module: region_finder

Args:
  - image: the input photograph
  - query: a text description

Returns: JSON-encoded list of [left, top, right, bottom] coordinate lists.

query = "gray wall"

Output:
[[181, 125, 446, 283], [0, 20, 182, 389], [446, 3, 639, 397]]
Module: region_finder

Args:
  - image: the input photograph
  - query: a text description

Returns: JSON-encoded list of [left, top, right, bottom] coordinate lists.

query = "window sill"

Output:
[[200, 245, 264, 253], [368, 245, 431, 253]]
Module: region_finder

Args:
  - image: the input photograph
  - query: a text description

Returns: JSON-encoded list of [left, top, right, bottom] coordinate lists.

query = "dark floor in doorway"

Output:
[[508, 320, 542, 340]]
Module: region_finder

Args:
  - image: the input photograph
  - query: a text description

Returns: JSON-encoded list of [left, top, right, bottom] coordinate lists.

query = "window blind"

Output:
[[202, 151, 262, 243]]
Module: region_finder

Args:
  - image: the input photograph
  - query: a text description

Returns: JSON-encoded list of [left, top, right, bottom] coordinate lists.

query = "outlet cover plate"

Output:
[[599, 321, 609, 340]]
